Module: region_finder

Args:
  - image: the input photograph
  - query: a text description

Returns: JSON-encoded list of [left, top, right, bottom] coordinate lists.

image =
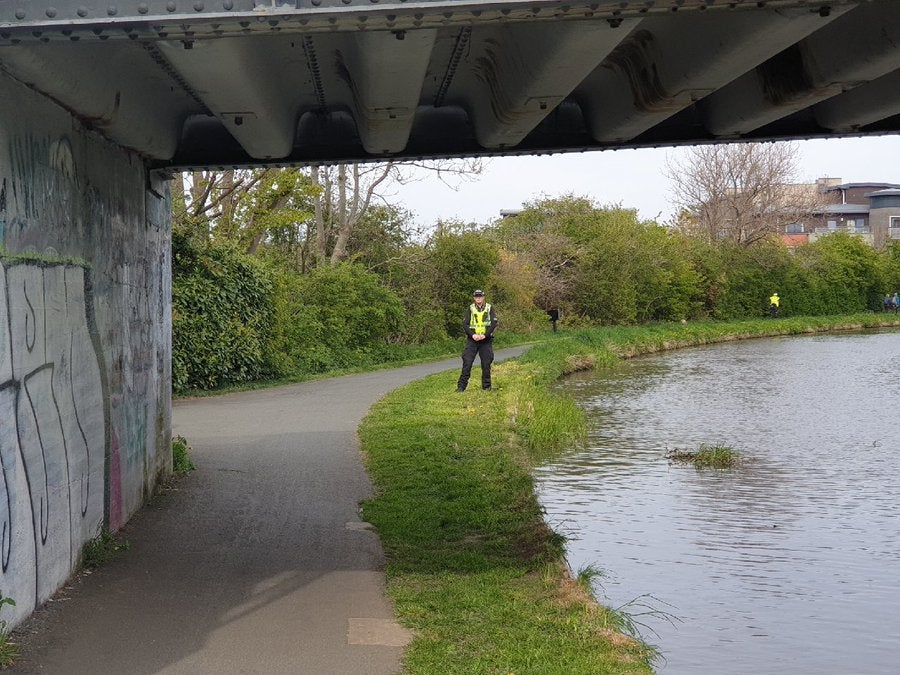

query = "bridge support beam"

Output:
[[0, 68, 171, 625]]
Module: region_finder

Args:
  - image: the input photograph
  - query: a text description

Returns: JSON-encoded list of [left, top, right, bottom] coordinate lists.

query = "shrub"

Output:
[[172, 230, 280, 392]]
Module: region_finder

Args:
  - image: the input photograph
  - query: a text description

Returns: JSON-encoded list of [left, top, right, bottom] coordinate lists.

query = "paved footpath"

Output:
[[11, 347, 528, 675]]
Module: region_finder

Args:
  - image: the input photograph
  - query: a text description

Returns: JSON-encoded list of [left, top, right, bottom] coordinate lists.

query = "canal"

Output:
[[534, 331, 900, 674]]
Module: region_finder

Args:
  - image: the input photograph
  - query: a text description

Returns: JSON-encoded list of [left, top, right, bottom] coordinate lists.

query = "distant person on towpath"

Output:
[[769, 292, 780, 318], [456, 289, 498, 392]]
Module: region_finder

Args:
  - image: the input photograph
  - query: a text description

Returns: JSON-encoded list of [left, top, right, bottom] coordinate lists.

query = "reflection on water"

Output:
[[535, 332, 900, 674]]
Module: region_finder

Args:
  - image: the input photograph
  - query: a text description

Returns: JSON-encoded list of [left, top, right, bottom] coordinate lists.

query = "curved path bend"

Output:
[[11, 347, 528, 674]]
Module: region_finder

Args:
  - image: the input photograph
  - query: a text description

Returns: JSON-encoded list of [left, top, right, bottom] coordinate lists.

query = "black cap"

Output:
[[473, 289, 485, 296]]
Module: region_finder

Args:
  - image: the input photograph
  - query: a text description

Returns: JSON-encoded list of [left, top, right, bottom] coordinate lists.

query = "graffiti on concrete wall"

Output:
[[0, 259, 106, 609]]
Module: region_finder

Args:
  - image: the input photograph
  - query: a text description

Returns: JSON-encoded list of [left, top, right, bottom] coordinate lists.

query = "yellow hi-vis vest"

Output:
[[770, 294, 780, 307], [470, 303, 492, 335]]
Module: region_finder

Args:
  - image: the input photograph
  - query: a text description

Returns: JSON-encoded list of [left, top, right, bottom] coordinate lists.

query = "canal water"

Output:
[[534, 331, 900, 674]]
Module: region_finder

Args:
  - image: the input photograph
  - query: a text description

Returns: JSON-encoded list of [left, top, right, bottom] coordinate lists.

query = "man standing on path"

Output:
[[456, 289, 498, 392]]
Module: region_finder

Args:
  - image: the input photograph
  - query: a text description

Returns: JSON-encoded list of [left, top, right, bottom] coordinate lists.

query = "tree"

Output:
[[665, 142, 823, 246], [310, 159, 483, 267], [172, 169, 317, 260], [426, 224, 499, 335]]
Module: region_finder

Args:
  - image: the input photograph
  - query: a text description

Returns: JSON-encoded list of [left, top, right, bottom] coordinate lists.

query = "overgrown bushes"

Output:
[[172, 229, 278, 391], [173, 228, 414, 392], [172, 198, 900, 393]]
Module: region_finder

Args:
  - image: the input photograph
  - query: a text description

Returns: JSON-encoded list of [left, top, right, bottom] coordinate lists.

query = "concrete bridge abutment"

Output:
[[0, 68, 171, 625]]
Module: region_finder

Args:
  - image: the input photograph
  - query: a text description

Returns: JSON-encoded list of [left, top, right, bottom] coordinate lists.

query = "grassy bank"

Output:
[[358, 313, 900, 673]]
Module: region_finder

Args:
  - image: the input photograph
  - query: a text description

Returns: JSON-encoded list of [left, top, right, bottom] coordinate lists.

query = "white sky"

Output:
[[389, 135, 900, 229]]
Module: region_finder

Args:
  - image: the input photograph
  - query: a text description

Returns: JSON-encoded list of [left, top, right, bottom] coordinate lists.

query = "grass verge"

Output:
[[359, 313, 899, 673]]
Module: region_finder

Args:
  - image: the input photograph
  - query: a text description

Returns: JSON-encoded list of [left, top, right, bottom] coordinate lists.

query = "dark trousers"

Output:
[[457, 338, 494, 390]]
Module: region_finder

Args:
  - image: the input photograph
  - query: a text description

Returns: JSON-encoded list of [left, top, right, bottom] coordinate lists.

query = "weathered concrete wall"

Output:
[[0, 69, 171, 624]]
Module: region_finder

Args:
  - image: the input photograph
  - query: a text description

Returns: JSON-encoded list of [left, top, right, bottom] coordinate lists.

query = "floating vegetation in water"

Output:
[[666, 443, 740, 469]]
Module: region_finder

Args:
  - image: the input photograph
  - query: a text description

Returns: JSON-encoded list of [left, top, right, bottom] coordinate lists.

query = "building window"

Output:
[[847, 219, 856, 228], [891, 216, 900, 228], [785, 223, 804, 234], [827, 220, 838, 229]]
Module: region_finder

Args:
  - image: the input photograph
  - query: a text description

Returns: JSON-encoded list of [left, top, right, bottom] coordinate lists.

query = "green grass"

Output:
[[358, 313, 900, 673], [81, 527, 130, 569], [0, 593, 18, 668], [172, 435, 196, 474], [667, 443, 741, 469], [360, 361, 650, 673]]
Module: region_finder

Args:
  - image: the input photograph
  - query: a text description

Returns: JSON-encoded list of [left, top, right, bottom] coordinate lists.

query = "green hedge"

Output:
[[172, 230, 279, 392]]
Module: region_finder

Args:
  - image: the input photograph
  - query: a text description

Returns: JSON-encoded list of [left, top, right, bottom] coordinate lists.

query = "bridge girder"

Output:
[[0, 0, 897, 168]]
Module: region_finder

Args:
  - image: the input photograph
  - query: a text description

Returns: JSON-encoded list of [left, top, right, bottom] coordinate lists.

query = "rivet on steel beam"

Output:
[[311, 0, 321, 6], [607, 17, 622, 27], [223, 0, 233, 9], [818, 6, 831, 17], [343, 0, 351, 4], [107, 6, 118, 16], [70, 35, 80, 41], [138, 3, 149, 13], [370, 0, 379, 4], [46, 8, 57, 18], [14, 9, 25, 20], [77, 6, 88, 17], [194, 2, 204, 11], [32, 30, 42, 38], [167, 2, 177, 12]]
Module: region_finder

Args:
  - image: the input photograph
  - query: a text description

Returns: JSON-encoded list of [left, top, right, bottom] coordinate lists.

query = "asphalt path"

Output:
[[11, 346, 529, 674]]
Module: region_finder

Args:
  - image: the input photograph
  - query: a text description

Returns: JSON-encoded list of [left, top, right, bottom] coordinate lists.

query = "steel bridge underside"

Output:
[[2, 0, 899, 168]]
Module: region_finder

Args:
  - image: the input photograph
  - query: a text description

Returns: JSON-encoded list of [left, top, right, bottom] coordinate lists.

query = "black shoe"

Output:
[[482, 386, 492, 391], [455, 388, 466, 393]]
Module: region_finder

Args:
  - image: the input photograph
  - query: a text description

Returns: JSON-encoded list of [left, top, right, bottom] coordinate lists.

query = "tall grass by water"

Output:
[[358, 313, 900, 673]]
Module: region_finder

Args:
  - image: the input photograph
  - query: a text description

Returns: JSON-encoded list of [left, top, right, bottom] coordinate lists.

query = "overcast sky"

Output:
[[388, 135, 900, 229]]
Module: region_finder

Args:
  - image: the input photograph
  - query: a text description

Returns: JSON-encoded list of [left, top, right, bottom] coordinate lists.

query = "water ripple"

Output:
[[535, 331, 900, 674]]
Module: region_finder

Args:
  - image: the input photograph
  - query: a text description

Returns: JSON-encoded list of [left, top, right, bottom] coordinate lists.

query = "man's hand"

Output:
[[473, 334, 484, 341]]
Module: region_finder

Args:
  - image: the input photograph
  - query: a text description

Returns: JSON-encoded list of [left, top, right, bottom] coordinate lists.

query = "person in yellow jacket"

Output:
[[456, 289, 498, 392], [769, 292, 780, 318]]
